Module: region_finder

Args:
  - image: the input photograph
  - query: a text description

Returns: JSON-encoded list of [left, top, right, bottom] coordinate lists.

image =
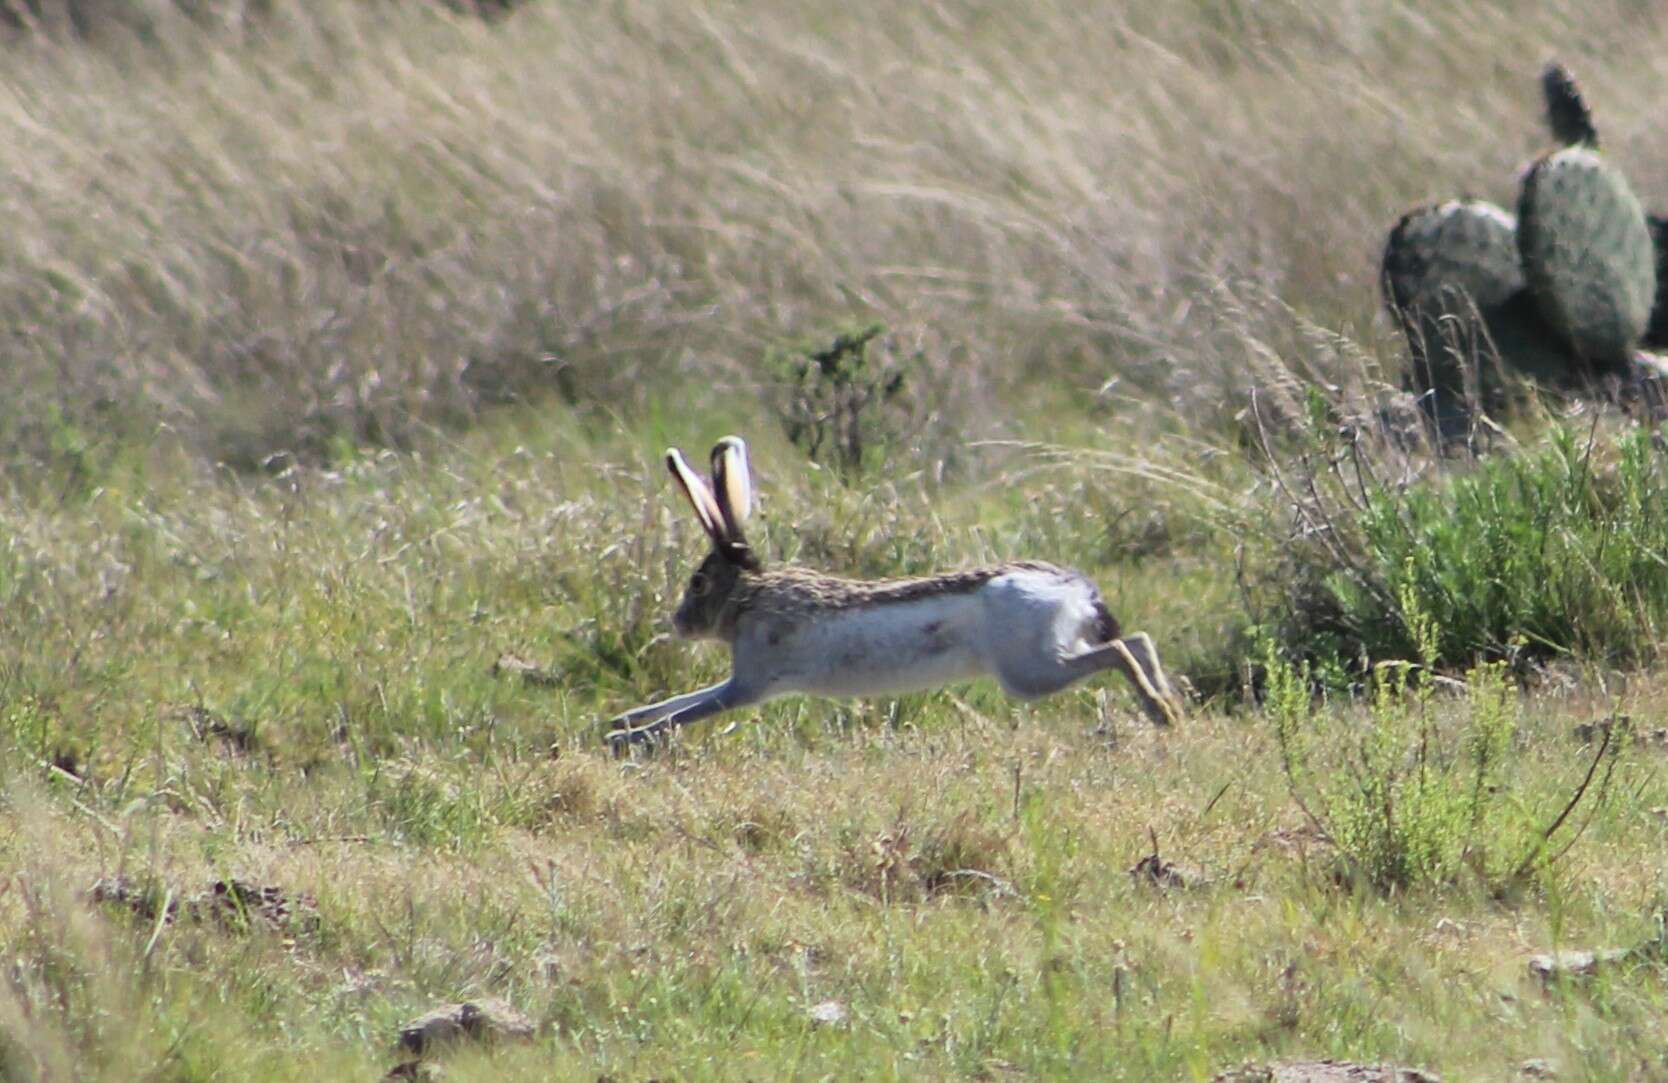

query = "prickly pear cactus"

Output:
[[1382, 200, 1571, 426], [1542, 61, 1599, 148], [1646, 214, 1668, 348], [1517, 146, 1656, 371], [1383, 200, 1524, 317], [1536, 62, 1668, 353]]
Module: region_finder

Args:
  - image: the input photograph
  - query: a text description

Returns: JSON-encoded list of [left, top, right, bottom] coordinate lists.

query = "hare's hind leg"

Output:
[[1116, 633, 1179, 703], [1044, 637, 1182, 727]]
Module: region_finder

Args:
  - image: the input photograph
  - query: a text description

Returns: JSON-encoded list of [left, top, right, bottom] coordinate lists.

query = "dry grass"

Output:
[[4, 1, 1668, 467]]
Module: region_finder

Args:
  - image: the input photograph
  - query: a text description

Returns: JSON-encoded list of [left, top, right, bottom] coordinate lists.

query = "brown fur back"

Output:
[[722, 559, 1081, 633]]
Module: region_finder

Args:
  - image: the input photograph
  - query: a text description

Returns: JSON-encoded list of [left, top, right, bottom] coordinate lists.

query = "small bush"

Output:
[[1263, 604, 1621, 893], [766, 324, 918, 480]]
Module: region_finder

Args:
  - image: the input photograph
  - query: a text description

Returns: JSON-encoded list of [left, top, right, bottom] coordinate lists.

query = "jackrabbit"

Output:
[[606, 436, 1184, 746]]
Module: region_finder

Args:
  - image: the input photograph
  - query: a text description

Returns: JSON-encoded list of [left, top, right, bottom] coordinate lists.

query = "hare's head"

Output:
[[667, 436, 762, 640]]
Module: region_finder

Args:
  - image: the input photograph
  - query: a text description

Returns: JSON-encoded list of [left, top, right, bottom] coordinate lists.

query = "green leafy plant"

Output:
[[767, 324, 916, 479], [1263, 599, 1622, 893]]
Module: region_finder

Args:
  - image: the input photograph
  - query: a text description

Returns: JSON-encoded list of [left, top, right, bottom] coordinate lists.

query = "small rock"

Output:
[[383, 1060, 444, 1081], [1256, 825, 1330, 853], [1212, 1061, 1440, 1082], [492, 653, 562, 687], [47, 748, 86, 783], [1572, 716, 1625, 744], [89, 876, 318, 935], [88, 876, 179, 924], [170, 704, 260, 754], [1572, 716, 1668, 748], [1129, 831, 1211, 890], [197, 879, 319, 933], [1528, 947, 1633, 981], [1519, 1059, 1557, 1078], [398, 999, 535, 1054], [807, 1000, 847, 1026], [1129, 851, 1209, 890]]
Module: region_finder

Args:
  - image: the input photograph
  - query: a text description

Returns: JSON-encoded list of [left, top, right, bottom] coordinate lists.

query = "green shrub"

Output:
[[766, 324, 917, 480], [1263, 603, 1621, 893], [1253, 419, 1668, 674]]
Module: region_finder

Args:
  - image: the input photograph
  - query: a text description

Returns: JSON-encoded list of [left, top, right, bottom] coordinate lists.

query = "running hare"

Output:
[[606, 436, 1184, 746]]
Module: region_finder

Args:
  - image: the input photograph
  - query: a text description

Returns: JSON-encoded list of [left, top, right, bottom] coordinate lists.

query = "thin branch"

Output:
[[1509, 720, 1614, 883]]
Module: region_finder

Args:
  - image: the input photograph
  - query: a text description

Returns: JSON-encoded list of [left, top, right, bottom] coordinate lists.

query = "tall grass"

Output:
[[3, 1, 1668, 468], [0, 416, 1662, 1080]]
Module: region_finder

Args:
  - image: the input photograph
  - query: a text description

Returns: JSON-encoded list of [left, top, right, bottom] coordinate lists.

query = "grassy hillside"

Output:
[[2, 1, 1668, 1080]]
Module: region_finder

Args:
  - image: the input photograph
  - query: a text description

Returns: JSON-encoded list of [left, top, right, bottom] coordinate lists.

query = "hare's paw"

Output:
[[604, 717, 666, 756]]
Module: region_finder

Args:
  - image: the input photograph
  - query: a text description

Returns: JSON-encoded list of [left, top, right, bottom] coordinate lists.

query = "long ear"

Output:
[[709, 436, 753, 534], [666, 447, 726, 550]]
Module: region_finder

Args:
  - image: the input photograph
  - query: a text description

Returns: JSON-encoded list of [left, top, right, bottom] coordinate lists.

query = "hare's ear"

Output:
[[710, 436, 753, 534], [667, 447, 726, 549]]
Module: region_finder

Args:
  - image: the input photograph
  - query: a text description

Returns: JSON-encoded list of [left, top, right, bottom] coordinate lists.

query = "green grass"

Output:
[[4, 1, 1668, 1079], [3, 414, 1668, 1080]]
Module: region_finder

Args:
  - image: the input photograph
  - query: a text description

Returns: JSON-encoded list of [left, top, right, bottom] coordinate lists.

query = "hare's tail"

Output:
[[1090, 594, 1122, 644]]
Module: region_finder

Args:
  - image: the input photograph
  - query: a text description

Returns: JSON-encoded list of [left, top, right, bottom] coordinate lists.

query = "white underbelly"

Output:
[[778, 595, 988, 697]]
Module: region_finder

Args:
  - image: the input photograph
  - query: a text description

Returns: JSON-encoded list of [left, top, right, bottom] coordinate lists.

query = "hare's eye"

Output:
[[690, 572, 710, 596]]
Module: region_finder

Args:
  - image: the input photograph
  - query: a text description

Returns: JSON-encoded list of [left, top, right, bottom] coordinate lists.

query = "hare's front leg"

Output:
[[609, 681, 726, 730], [605, 676, 762, 747]]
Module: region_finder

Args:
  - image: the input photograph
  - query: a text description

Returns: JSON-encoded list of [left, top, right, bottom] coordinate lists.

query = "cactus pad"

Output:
[[1646, 214, 1668, 348], [1383, 200, 1571, 424], [1517, 146, 1656, 371], [1542, 61, 1599, 148], [1384, 200, 1524, 315]]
